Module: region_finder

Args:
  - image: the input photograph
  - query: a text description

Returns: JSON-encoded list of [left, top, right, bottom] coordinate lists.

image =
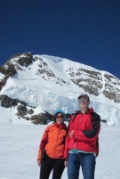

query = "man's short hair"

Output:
[[78, 93, 90, 102]]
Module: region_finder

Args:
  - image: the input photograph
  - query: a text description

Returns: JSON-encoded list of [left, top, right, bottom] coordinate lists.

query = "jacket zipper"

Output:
[[78, 115, 83, 129], [54, 128, 60, 158], [73, 114, 83, 148]]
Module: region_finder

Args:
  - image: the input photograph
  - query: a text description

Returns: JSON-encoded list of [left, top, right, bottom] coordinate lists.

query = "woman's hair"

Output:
[[53, 110, 65, 123]]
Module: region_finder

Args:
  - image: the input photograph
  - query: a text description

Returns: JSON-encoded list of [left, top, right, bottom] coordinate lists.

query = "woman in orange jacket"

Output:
[[37, 110, 67, 179]]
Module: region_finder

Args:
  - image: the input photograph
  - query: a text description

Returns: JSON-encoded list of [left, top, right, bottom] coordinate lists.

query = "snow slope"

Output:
[[0, 54, 120, 125], [0, 123, 120, 179]]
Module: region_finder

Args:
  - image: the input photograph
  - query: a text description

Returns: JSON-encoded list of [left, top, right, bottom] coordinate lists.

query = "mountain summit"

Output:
[[0, 52, 120, 125]]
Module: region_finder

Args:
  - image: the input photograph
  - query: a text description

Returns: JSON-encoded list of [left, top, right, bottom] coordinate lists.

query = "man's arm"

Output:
[[74, 113, 101, 142], [82, 113, 101, 138]]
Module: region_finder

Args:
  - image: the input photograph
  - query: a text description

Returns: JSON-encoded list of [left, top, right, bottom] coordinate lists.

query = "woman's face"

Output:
[[55, 113, 64, 124]]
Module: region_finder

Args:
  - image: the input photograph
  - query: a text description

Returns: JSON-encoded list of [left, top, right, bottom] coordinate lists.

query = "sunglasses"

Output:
[[56, 115, 63, 119], [78, 98, 88, 103]]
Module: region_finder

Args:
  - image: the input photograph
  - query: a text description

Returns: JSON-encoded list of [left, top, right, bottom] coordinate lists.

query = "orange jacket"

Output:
[[37, 123, 67, 160]]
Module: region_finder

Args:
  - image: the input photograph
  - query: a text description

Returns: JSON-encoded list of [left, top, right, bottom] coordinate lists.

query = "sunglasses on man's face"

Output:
[[56, 115, 63, 119], [78, 98, 88, 103]]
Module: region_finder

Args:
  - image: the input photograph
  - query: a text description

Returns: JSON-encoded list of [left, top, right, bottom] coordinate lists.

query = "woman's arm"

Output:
[[37, 126, 50, 161], [40, 126, 49, 149]]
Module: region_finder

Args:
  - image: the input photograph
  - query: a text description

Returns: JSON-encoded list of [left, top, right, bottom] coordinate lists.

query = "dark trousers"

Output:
[[39, 155, 65, 179]]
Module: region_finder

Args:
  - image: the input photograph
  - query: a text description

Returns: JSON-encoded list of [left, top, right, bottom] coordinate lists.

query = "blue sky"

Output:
[[0, 0, 120, 78]]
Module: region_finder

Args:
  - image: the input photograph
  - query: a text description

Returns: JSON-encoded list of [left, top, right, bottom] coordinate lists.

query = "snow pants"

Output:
[[39, 155, 65, 179]]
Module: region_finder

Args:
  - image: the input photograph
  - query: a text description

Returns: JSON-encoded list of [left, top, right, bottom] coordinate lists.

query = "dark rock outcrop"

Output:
[[65, 113, 71, 121], [0, 63, 17, 76], [0, 52, 35, 91], [0, 95, 18, 108], [17, 105, 27, 116], [17, 52, 34, 67], [67, 67, 120, 102], [0, 95, 28, 108], [27, 109, 34, 114], [32, 112, 71, 124], [0, 94, 54, 124], [8, 52, 35, 67], [0, 63, 17, 91], [0, 79, 6, 91], [31, 112, 51, 124]]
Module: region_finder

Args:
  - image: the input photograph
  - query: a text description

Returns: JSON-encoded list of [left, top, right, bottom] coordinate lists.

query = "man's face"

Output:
[[78, 97, 90, 109]]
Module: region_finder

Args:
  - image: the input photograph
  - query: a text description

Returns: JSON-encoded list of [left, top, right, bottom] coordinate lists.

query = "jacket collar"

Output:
[[75, 108, 94, 115], [53, 122, 67, 129]]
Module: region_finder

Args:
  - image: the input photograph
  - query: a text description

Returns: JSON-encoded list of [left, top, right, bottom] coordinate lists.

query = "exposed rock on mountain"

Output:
[[0, 52, 120, 125]]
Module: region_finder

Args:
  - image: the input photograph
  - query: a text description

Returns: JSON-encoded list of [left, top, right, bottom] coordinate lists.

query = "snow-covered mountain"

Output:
[[0, 52, 120, 125]]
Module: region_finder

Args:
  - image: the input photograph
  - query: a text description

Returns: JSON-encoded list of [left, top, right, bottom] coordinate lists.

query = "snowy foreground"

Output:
[[0, 123, 120, 179]]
